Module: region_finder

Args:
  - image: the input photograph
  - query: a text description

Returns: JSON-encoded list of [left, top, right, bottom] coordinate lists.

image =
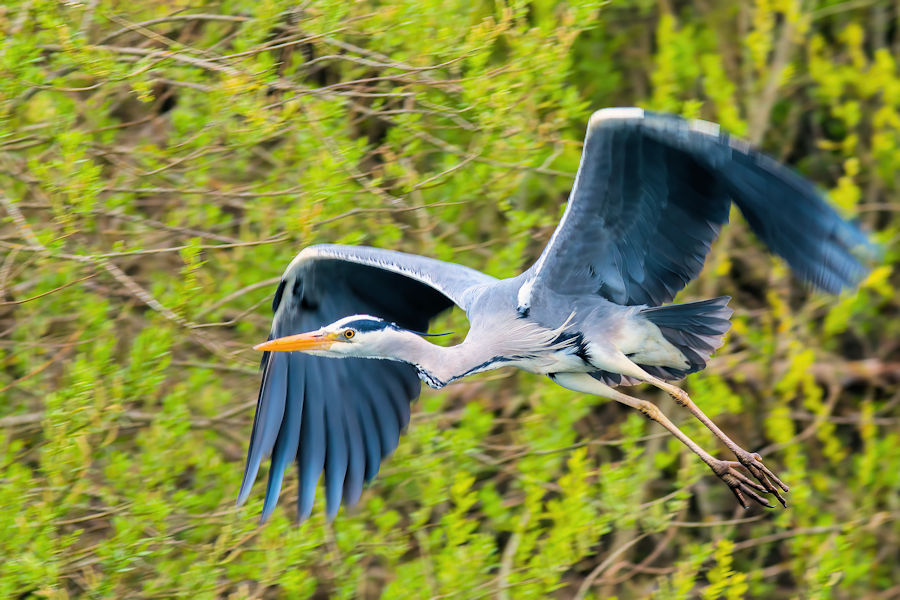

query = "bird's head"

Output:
[[254, 314, 428, 359]]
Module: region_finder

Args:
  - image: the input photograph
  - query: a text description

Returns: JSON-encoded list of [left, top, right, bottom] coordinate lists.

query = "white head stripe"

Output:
[[331, 314, 382, 328]]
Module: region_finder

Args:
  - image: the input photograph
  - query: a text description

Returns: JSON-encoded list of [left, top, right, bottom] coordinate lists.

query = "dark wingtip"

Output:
[[297, 497, 314, 523], [813, 221, 877, 294], [258, 482, 285, 523], [238, 351, 289, 510], [236, 456, 261, 508]]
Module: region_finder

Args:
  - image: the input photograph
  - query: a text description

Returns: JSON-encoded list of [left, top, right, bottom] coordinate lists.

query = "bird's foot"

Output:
[[731, 449, 789, 507], [709, 459, 776, 508]]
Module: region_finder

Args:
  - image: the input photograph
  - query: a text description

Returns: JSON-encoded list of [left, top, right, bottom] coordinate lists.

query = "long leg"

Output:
[[551, 373, 775, 508], [599, 355, 789, 505]]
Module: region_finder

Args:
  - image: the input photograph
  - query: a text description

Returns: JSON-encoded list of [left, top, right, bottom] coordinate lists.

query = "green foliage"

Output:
[[1, 1, 898, 598]]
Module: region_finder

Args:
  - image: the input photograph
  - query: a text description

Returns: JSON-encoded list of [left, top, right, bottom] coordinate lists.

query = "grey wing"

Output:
[[237, 244, 495, 522], [519, 108, 871, 309]]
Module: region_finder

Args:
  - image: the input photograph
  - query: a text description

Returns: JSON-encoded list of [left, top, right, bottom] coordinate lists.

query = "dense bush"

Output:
[[1, 1, 898, 598]]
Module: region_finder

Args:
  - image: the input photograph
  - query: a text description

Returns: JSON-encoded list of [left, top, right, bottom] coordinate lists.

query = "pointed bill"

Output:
[[254, 331, 339, 352]]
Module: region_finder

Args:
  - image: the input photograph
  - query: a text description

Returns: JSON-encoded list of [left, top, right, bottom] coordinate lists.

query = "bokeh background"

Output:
[[2, 1, 899, 598]]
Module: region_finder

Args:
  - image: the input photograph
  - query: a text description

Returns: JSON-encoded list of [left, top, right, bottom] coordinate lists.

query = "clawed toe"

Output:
[[733, 451, 789, 507], [711, 460, 776, 508]]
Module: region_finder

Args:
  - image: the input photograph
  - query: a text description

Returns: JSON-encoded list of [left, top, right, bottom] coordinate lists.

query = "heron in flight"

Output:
[[239, 108, 870, 522]]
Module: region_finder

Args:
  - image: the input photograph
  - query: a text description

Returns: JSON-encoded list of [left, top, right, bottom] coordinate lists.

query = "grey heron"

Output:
[[238, 107, 871, 522]]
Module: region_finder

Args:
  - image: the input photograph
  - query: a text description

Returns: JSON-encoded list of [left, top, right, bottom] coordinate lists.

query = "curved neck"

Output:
[[391, 334, 499, 389]]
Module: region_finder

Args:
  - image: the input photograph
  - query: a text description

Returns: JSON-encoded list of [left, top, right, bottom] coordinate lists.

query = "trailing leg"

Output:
[[634, 372, 788, 506], [551, 373, 775, 508]]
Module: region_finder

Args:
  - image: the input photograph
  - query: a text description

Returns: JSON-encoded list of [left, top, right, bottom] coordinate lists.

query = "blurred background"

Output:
[[1, 1, 899, 598]]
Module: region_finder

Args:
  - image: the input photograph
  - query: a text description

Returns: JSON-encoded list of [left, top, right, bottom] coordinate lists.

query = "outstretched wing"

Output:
[[238, 244, 495, 522], [518, 108, 871, 310]]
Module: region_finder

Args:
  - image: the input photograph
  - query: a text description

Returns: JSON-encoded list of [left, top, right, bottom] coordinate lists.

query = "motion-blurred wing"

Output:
[[238, 244, 495, 521], [519, 108, 871, 309]]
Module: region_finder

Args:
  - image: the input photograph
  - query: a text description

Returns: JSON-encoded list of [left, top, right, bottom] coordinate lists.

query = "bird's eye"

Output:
[[343, 329, 355, 339]]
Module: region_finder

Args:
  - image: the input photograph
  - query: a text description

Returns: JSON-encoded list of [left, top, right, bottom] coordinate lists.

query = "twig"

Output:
[[0, 328, 85, 395], [103, 185, 304, 199], [194, 276, 281, 319], [96, 14, 250, 45], [170, 360, 257, 374], [497, 510, 530, 600], [0, 273, 98, 306], [189, 296, 270, 329], [310, 201, 467, 228], [79, 0, 100, 39], [93, 209, 242, 243], [730, 520, 878, 552], [86, 235, 286, 259], [0, 194, 43, 248], [669, 515, 766, 528], [573, 532, 652, 600], [747, 12, 799, 145]]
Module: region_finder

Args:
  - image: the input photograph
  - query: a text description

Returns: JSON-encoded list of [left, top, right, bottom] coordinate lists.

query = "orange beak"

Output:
[[253, 331, 339, 352]]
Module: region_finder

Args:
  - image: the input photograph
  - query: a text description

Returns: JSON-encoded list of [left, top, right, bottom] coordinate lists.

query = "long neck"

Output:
[[390, 334, 498, 389]]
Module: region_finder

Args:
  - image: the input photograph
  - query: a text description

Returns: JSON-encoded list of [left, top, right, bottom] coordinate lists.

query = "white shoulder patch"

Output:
[[285, 244, 330, 276], [516, 277, 536, 313], [589, 107, 645, 129]]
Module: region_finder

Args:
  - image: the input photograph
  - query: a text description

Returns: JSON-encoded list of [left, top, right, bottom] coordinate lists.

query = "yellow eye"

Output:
[[343, 329, 355, 339]]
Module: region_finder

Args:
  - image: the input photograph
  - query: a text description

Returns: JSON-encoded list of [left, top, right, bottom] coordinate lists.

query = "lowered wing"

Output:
[[238, 244, 495, 521]]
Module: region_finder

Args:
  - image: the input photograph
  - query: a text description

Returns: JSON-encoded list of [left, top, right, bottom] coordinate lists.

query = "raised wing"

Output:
[[238, 244, 495, 521], [518, 108, 871, 310]]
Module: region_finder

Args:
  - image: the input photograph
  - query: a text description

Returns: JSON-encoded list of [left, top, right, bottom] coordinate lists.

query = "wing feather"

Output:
[[236, 351, 287, 507], [353, 388, 384, 483], [260, 352, 304, 522], [340, 387, 366, 508], [296, 357, 326, 521], [323, 379, 348, 520], [522, 108, 870, 308]]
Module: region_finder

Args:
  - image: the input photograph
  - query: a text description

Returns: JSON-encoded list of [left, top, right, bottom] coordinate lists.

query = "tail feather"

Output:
[[638, 296, 733, 380]]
